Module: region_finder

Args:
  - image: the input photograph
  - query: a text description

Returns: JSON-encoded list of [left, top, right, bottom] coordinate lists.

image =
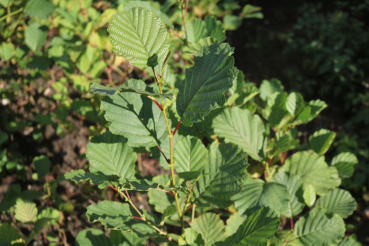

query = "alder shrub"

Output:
[[66, 6, 359, 246]]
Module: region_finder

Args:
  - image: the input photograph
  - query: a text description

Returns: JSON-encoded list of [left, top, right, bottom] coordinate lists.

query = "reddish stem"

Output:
[[108, 185, 118, 191], [290, 217, 294, 229], [184, 0, 189, 18], [133, 216, 142, 220], [184, 203, 194, 215], [149, 97, 163, 111], [158, 189, 175, 197], [125, 190, 131, 200], [156, 144, 170, 163], [173, 121, 182, 136]]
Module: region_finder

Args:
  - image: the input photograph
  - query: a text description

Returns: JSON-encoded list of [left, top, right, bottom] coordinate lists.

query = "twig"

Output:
[[173, 121, 182, 136], [148, 96, 163, 111], [156, 144, 170, 163]]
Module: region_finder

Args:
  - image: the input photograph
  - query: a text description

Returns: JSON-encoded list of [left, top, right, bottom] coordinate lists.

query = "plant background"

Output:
[[0, 0, 368, 245]]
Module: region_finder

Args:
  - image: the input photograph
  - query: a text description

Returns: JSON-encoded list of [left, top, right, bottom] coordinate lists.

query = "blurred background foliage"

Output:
[[0, 0, 368, 245]]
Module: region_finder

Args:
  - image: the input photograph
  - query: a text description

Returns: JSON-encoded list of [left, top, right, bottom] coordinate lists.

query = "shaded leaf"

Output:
[[0, 223, 22, 244], [309, 129, 336, 155], [286, 92, 305, 117], [64, 169, 114, 189], [34, 208, 60, 233], [174, 136, 207, 180], [271, 172, 305, 217], [76, 229, 111, 246], [220, 207, 280, 246], [232, 178, 290, 216], [259, 79, 284, 101], [90, 80, 173, 100], [32, 155, 51, 177], [331, 153, 358, 179], [225, 212, 247, 237], [101, 80, 169, 148], [186, 19, 208, 43], [25, 23, 47, 52], [294, 100, 327, 125], [177, 43, 238, 126], [192, 143, 248, 208], [191, 213, 227, 245]]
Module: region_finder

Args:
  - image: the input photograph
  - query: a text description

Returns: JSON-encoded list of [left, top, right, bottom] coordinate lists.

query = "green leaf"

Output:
[[221, 207, 280, 246], [0, 223, 22, 244], [110, 230, 147, 246], [32, 155, 51, 177], [101, 80, 169, 148], [212, 107, 266, 160], [267, 230, 304, 246], [34, 208, 60, 233], [303, 184, 316, 207], [331, 152, 358, 178], [179, 228, 205, 245], [242, 4, 264, 19], [0, 42, 14, 61], [232, 178, 290, 216], [315, 189, 356, 218], [336, 238, 361, 246], [186, 19, 208, 43], [173, 136, 207, 180], [183, 37, 216, 55], [24, 0, 55, 19], [223, 15, 242, 31], [191, 213, 227, 245], [0, 149, 7, 172], [148, 174, 176, 213], [271, 172, 305, 217], [267, 92, 290, 129], [0, 130, 8, 145], [279, 151, 340, 195], [86, 201, 132, 228], [294, 100, 327, 125], [225, 212, 247, 237], [259, 79, 284, 101], [65, 169, 114, 189], [309, 129, 336, 155], [123, 1, 171, 27], [293, 209, 345, 246], [14, 199, 38, 223], [108, 7, 170, 68], [76, 229, 112, 246], [25, 23, 47, 52], [229, 70, 245, 95], [286, 92, 305, 117], [161, 205, 177, 225], [192, 142, 248, 208], [204, 16, 226, 42], [90, 80, 173, 100], [176, 43, 238, 127], [274, 133, 290, 155], [86, 131, 136, 179]]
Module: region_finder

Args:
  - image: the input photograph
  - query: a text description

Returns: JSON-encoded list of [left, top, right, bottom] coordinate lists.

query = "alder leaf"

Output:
[[232, 178, 290, 216], [65, 169, 115, 189], [192, 142, 248, 208], [271, 172, 305, 217], [173, 135, 208, 180], [25, 23, 47, 52], [90, 80, 173, 100], [212, 107, 266, 161], [293, 209, 345, 246], [14, 199, 38, 223], [101, 80, 169, 148], [315, 189, 357, 218], [176, 43, 238, 126], [286, 92, 305, 117], [308, 129, 336, 155], [331, 152, 358, 178], [303, 184, 316, 207], [217, 207, 280, 246], [191, 213, 227, 246], [108, 7, 170, 68], [279, 151, 341, 195], [0, 223, 22, 244], [76, 229, 112, 246], [86, 131, 136, 179]]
